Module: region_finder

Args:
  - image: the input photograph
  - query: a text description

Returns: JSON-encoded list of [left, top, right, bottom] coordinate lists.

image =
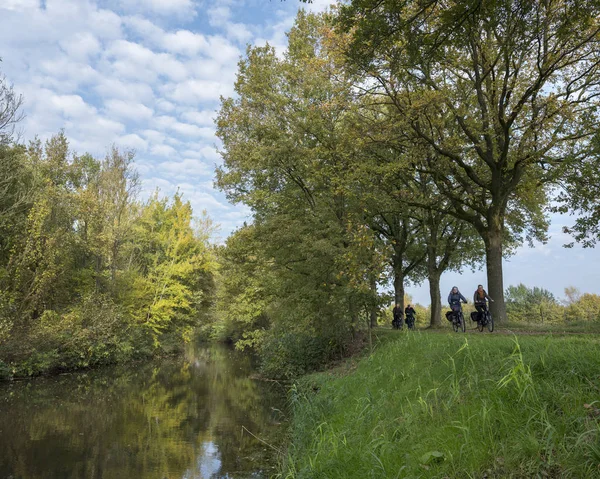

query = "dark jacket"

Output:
[[473, 289, 492, 304], [393, 306, 403, 319], [448, 291, 467, 305], [405, 306, 416, 317]]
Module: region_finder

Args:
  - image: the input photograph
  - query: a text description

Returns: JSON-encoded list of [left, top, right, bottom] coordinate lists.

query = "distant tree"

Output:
[[505, 283, 560, 322], [0, 70, 24, 143], [506, 284, 557, 306], [566, 293, 600, 322], [564, 286, 582, 305]]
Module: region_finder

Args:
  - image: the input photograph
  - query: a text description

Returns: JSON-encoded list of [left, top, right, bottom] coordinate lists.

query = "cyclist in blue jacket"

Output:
[[446, 286, 467, 322]]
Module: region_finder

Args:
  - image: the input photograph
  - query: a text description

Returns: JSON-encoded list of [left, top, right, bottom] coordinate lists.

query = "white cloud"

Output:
[[38, 58, 100, 92], [207, 6, 230, 27], [163, 30, 208, 56], [140, 129, 166, 143], [181, 110, 216, 126], [59, 32, 102, 61], [150, 144, 177, 157], [94, 78, 155, 103], [304, 0, 335, 13], [104, 99, 154, 121], [166, 79, 234, 104], [106, 39, 189, 82], [155, 99, 176, 112], [157, 158, 212, 178], [50, 93, 98, 118], [116, 133, 149, 151], [1, 0, 40, 11], [118, 0, 197, 17], [171, 122, 214, 138]]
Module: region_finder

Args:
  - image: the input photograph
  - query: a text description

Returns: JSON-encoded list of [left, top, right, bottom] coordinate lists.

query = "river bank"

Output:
[[280, 330, 600, 477]]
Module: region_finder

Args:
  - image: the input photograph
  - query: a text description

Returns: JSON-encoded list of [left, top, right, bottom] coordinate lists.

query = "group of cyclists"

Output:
[[392, 303, 416, 329], [392, 284, 494, 329]]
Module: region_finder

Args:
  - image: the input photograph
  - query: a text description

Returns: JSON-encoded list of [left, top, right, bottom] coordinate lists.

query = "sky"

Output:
[[0, 0, 599, 306]]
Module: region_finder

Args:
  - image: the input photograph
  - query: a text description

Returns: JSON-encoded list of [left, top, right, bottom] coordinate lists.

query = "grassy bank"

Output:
[[281, 331, 600, 478]]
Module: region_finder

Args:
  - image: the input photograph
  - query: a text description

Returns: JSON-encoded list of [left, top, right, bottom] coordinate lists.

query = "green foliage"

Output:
[[213, 224, 273, 345], [0, 134, 217, 378], [505, 283, 563, 323], [214, 12, 383, 377], [282, 333, 600, 477], [136, 194, 216, 340], [504, 284, 600, 323], [554, 135, 600, 247], [335, 0, 600, 321], [565, 293, 600, 322]]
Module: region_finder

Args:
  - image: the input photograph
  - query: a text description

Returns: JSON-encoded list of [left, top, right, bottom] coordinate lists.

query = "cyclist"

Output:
[[446, 286, 467, 322], [405, 304, 416, 328], [473, 284, 494, 321], [392, 303, 403, 329]]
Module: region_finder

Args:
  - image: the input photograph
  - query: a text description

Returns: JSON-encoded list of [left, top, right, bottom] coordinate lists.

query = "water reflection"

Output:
[[0, 343, 287, 479]]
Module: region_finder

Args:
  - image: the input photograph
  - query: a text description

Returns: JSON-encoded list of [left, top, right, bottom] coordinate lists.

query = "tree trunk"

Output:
[[393, 258, 405, 311], [370, 305, 378, 328], [370, 275, 378, 328], [349, 296, 359, 337], [428, 270, 442, 328], [485, 227, 506, 322]]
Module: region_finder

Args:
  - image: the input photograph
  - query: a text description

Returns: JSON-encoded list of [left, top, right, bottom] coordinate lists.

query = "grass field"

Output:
[[279, 330, 600, 478]]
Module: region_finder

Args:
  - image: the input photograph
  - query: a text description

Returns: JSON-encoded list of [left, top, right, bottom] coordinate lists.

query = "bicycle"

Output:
[[406, 313, 415, 330], [476, 304, 494, 332], [451, 310, 466, 333]]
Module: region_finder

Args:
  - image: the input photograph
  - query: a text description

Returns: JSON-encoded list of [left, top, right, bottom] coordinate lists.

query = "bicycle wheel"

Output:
[[460, 312, 466, 333], [477, 315, 484, 332], [452, 315, 458, 332], [487, 312, 494, 332]]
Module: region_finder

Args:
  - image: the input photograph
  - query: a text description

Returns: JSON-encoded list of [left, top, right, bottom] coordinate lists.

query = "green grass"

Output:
[[280, 332, 600, 478], [498, 321, 600, 334]]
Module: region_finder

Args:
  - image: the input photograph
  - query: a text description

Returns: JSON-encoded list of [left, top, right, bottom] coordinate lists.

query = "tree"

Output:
[[0, 144, 33, 265], [505, 283, 560, 322], [0, 70, 24, 143], [345, 109, 484, 327], [123, 193, 216, 340], [337, 0, 600, 321], [215, 12, 385, 375]]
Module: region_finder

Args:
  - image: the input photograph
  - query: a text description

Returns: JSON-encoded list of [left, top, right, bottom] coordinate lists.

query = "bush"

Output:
[[0, 294, 156, 379], [259, 329, 338, 378]]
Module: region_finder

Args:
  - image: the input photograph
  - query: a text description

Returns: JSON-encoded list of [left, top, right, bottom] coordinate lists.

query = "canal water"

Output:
[[0, 343, 288, 479]]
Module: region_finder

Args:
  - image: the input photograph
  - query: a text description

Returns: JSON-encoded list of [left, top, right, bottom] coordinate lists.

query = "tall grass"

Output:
[[280, 332, 600, 478]]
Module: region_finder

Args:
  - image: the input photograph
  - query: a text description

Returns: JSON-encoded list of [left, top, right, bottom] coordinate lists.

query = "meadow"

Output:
[[281, 330, 600, 478]]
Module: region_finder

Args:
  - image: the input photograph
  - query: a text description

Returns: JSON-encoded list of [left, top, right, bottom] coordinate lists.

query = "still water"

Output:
[[0, 343, 288, 479]]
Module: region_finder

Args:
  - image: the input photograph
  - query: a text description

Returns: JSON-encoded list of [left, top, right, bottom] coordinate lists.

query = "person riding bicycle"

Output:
[[473, 284, 494, 322], [405, 304, 416, 327], [446, 286, 467, 322], [392, 303, 403, 329]]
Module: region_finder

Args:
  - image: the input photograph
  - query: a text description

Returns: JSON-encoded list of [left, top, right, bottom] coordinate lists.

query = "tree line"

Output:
[[213, 3, 600, 376], [0, 73, 216, 376]]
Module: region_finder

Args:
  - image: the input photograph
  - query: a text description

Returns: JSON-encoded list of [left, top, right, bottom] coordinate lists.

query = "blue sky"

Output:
[[1, 0, 598, 305]]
